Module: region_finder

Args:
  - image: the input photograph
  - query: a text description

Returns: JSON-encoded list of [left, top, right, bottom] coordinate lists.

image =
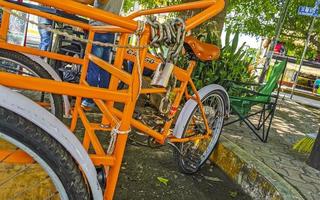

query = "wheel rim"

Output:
[[0, 57, 56, 115], [0, 132, 68, 200], [181, 93, 224, 169]]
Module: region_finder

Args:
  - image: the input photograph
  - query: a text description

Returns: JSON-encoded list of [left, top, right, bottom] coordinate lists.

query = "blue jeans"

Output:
[[83, 33, 115, 106], [38, 18, 52, 51], [87, 33, 115, 88]]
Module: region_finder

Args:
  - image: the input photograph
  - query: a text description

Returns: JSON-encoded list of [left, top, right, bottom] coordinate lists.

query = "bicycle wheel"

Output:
[[0, 106, 90, 200], [0, 49, 63, 119], [174, 89, 226, 174]]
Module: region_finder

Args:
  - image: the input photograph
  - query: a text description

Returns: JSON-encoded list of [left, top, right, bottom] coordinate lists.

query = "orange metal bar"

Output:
[[36, 102, 51, 108], [127, 0, 216, 19], [161, 61, 196, 136], [24, 0, 222, 34], [140, 88, 181, 94], [77, 107, 106, 156], [169, 135, 209, 143], [0, 42, 83, 64], [83, 131, 91, 151], [0, 10, 10, 41], [186, 0, 225, 31], [105, 32, 150, 200], [188, 79, 211, 134], [89, 54, 132, 85], [102, 33, 130, 125], [90, 154, 115, 166], [91, 25, 132, 33], [124, 50, 190, 82], [32, 0, 138, 31], [90, 123, 112, 131], [0, 1, 90, 30], [111, 108, 165, 142], [0, 150, 34, 164], [94, 99, 117, 127], [0, 72, 130, 103], [70, 31, 95, 132]]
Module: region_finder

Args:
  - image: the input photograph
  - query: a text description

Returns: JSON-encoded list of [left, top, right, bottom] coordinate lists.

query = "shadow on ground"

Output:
[[70, 109, 251, 200], [223, 98, 320, 200]]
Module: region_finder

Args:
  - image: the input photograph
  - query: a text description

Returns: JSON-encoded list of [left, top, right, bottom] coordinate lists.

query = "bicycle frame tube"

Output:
[[0, 0, 225, 199], [29, 0, 225, 31]]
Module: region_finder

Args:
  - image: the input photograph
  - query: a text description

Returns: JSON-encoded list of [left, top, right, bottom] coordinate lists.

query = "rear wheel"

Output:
[[0, 49, 64, 119], [0, 106, 90, 200], [174, 89, 225, 174]]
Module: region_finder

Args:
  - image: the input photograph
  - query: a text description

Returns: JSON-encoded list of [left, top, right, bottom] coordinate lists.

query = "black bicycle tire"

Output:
[[0, 48, 64, 119], [173, 89, 226, 174], [0, 106, 90, 199]]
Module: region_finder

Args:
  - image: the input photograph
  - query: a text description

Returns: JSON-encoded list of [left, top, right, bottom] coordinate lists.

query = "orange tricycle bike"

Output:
[[0, 0, 229, 199]]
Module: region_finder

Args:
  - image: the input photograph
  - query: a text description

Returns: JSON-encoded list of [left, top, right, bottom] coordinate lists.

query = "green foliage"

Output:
[[227, 0, 320, 59], [192, 29, 255, 89], [123, 0, 320, 59], [123, 0, 180, 12]]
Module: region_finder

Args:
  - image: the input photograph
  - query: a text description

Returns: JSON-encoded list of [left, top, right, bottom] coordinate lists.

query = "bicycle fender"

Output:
[[22, 53, 71, 117], [173, 84, 230, 139], [0, 85, 103, 200]]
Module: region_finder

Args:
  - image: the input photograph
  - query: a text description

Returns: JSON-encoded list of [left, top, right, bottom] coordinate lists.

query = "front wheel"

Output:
[[173, 88, 226, 174], [0, 106, 90, 199]]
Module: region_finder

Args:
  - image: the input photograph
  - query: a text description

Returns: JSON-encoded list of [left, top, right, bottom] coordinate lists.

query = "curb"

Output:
[[210, 136, 305, 200]]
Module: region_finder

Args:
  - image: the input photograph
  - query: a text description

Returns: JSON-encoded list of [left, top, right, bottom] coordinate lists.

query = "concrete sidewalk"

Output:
[[279, 91, 320, 109], [219, 98, 320, 199]]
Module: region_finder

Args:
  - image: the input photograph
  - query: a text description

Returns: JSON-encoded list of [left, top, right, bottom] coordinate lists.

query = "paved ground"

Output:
[[223, 98, 320, 200], [72, 112, 251, 200]]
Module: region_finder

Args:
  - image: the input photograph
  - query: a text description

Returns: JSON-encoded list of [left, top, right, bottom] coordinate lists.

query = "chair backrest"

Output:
[[256, 61, 286, 101]]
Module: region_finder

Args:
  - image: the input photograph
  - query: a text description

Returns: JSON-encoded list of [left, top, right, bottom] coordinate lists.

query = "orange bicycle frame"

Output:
[[0, 0, 225, 199]]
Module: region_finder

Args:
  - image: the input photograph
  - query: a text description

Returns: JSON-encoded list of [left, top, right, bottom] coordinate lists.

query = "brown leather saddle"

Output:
[[184, 36, 220, 61]]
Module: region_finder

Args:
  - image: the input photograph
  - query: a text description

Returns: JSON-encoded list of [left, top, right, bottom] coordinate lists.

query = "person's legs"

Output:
[[98, 33, 115, 88], [82, 33, 114, 109]]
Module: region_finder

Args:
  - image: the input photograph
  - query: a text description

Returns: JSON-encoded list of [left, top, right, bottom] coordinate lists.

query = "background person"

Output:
[[313, 77, 320, 95], [274, 41, 285, 55], [38, 17, 53, 51], [73, 0, 125, 110]]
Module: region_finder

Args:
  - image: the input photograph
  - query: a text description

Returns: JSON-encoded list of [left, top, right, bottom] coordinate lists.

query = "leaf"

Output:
[[157, 177, 169, 186], [229, 191, 238, 198], [225, 28, 231, 47], [231, 32, 239, 54]]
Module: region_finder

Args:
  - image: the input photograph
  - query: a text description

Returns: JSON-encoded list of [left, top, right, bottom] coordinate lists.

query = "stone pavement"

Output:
[[222, 98, 320, 199]]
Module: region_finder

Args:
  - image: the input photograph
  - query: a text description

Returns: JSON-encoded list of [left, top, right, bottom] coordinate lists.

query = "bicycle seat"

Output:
[[184, 36, 220, 61]]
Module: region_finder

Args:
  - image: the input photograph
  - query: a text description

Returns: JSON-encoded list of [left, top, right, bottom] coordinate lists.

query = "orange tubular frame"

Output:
[[0, 0, 225, 199]]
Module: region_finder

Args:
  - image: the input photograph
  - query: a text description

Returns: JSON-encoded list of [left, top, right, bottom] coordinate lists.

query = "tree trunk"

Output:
[[182, 0, 229, 36], [307, 127, 320, 170]]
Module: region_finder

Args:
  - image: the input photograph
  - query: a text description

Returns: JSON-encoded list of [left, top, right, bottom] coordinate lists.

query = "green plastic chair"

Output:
[[224, 60, 287, 142]]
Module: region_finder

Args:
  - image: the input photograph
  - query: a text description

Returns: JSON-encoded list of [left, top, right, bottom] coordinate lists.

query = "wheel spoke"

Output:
[[44, 191, 59, 200], [0, 64, 36, 77], [0, 164, 32, 188], [178, 92, 225, 173]]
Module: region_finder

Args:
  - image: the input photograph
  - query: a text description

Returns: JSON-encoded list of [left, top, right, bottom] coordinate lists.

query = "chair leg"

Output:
[[224, 104, 276, 143]]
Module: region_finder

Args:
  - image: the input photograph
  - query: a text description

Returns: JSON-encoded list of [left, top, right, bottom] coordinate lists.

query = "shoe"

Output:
[[81, 99, 95, 111]]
